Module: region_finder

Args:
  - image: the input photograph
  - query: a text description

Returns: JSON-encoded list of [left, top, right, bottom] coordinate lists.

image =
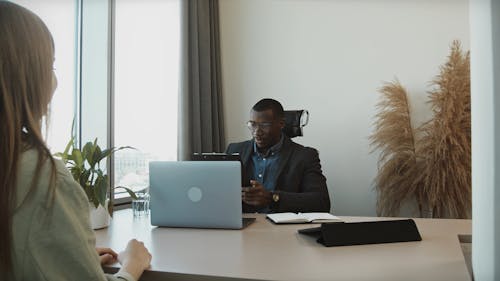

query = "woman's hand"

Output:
[[96, 247, 118, 265], [117, 239, 152, 281]]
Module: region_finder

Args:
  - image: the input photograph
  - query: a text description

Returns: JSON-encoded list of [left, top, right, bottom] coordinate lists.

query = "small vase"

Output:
[[89, 199, 110, 230]]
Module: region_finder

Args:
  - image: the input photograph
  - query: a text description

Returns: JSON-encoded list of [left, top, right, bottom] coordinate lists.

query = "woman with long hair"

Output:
[[0, 2, 151, 280]]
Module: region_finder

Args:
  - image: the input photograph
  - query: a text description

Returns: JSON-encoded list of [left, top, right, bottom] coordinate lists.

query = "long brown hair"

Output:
[[0, 1, 57, 275]]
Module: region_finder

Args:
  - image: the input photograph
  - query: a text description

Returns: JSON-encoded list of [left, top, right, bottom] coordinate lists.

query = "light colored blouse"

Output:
[[11, 149, 130, 281]]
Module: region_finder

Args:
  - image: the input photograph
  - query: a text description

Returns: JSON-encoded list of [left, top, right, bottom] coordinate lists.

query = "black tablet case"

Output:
[[298, 219, 422, 247], [191, 153, 243, 184], [191, 153, 241, 162]]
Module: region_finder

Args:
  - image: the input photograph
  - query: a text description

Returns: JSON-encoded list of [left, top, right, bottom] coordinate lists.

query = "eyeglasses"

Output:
[[246, 121, 274, 131]]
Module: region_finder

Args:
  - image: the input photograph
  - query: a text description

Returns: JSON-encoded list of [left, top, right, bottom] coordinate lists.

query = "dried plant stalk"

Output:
[[370, 81, 423, 216], [417, 40, 471, 218], [371, 40, 471, 218]]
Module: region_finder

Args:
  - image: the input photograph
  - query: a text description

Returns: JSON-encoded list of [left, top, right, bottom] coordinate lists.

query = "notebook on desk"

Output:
[[267, 212, 343, 224], [149, 161, 255, 229]]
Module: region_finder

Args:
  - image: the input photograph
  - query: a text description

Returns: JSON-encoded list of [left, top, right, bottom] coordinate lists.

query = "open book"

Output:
[[267, 212, 343, 224]]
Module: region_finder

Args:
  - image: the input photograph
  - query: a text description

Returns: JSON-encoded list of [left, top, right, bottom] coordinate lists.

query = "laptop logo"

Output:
[[187, 186, 202, 202]]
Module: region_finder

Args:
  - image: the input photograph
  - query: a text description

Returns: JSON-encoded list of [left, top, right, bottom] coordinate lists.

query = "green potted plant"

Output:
[[55, 137, 137, 229]]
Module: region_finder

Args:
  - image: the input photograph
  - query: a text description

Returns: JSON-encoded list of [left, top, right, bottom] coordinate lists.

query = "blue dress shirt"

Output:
[[251, 133, 284, 192]]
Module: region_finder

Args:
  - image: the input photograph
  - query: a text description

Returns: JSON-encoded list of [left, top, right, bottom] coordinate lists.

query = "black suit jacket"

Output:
[[226, 137, 331, 213]]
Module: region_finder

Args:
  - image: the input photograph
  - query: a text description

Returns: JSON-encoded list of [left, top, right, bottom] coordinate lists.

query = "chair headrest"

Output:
[[283, 110, 309, 138]]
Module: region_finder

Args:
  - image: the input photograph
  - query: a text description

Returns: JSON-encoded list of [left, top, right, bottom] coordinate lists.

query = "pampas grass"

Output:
[[371, 40, 471, 218], [417, 41, 471, 218], [370, 81, 423, 216]]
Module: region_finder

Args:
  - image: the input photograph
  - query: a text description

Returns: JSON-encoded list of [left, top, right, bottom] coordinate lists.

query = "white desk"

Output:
[[95, 209, 472, 281]]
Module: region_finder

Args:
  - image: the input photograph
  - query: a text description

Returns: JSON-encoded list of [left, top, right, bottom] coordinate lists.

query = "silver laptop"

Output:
[[149, 161, 255, 229]]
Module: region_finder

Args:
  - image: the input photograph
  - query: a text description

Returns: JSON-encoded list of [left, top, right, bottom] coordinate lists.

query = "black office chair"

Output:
[[283, 110, 309, 138]]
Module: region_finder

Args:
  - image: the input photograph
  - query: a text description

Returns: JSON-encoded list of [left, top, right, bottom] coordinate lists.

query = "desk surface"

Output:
[[95, 210, 471, 281]]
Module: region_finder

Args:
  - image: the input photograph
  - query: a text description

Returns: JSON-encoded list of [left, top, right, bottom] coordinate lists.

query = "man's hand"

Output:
[[96, 247, 118, 265], [242, 180, 272, 207]]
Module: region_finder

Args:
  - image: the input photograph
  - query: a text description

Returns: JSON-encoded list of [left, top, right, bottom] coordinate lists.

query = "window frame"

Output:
[[78, 0, 118, 206]]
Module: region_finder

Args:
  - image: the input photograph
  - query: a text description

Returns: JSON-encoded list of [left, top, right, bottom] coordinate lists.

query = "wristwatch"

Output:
[[272, 191, 280, 203]]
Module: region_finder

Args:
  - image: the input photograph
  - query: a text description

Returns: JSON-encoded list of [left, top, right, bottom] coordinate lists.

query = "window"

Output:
[[113, 0, 180, 197], [12, 0, 181, 203], [12, 0, 78, 153]]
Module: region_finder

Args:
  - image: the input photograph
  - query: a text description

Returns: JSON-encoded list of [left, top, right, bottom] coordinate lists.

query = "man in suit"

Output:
[[226, 98, 331, 213]]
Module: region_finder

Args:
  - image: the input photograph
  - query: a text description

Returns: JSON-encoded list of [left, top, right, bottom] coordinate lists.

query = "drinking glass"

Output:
[[132, 192, 150, 218]]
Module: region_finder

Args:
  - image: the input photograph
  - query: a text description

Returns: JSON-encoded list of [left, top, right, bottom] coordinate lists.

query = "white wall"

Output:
[[470, 0, 500, 279], [219, 0, 469, 216]]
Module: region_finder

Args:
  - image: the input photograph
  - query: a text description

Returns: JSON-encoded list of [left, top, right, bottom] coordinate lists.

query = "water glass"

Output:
[[132, 192, 150, 218]]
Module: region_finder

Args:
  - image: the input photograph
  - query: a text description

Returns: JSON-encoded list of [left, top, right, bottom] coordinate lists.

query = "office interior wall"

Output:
[[470, 0, 499, 279], [219, 0, 470, 216]]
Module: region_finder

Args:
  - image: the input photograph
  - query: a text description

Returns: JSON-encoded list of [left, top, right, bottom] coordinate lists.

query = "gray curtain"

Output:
[[178, 0, 225, 161]]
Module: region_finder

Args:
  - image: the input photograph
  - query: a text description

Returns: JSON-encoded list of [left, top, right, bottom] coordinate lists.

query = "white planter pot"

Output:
[[89, 199, 111, 230]]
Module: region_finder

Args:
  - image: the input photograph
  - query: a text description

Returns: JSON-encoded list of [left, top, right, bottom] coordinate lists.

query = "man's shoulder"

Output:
[[286, 138, 318, 154], [226, 140, 252, 153]]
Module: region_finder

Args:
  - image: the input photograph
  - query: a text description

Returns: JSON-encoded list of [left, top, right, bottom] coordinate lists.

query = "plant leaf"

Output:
[[63, 136, 75, 156], [54, 137, 74, 164], [97, 146, 135, 164], [82, 141, 94, 167], [114, 186, 138, 200], [94, 175, 108, 208], [72, 149, 83, 169], [80, 169, 91, 187], [87, 138, 100, 168], [84, 181, 98, 208]]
